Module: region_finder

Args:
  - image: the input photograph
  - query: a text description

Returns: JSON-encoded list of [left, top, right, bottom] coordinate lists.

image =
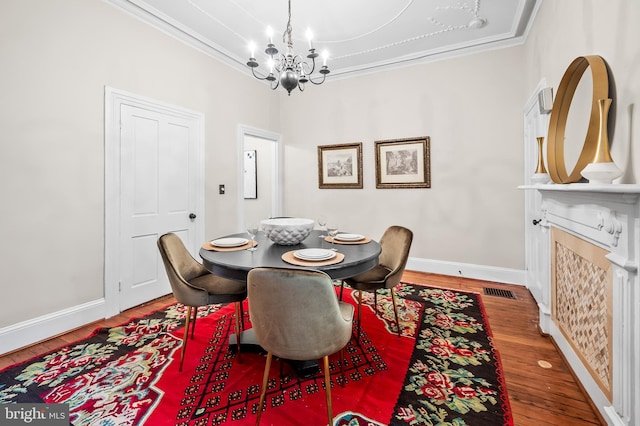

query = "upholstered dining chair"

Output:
[[340, 225, 413, 339], [157, 233, 247, 371], [247, 267, 354, 426]]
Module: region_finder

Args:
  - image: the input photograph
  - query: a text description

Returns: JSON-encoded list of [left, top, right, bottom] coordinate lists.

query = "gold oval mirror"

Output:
[[546, 55, 610, 183]]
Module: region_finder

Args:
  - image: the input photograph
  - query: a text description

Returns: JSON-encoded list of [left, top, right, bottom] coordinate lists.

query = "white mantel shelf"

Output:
[[520, 182, 640, 195], [521, 183, 640, 426]]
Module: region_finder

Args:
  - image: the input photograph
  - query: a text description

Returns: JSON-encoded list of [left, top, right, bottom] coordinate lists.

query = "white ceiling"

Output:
[[109, 0, 540, 80]]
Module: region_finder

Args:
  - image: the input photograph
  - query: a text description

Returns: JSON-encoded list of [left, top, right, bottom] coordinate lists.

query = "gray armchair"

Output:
[[247, 267, 354, 425], [340, 225, 413, 339], [157, 233, 247, 371]]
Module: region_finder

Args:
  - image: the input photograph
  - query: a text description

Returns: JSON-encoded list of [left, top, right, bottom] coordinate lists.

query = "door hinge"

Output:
[[119, 281, 122, 292]]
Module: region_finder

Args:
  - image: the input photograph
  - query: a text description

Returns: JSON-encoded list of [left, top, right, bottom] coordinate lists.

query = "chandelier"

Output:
[[246, 0, 330, 95]]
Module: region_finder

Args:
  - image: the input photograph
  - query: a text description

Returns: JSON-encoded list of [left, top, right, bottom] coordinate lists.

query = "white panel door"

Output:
[[119, 104, 198, 311]]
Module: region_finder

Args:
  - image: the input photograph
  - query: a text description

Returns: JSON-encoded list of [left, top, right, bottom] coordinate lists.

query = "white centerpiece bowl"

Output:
[[260, 218, 315, 245]]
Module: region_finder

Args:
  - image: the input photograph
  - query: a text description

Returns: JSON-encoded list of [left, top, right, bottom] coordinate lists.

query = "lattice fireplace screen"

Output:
[[551, 227, 613, 402]]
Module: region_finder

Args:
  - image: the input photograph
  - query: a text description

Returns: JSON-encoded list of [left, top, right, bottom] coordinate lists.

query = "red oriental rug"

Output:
[[0, 283, 513, 425]]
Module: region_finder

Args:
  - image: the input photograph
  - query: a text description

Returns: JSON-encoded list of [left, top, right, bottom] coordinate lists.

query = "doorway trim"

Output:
[[104, 86, 205, 318], [237, 125, 283, 230]]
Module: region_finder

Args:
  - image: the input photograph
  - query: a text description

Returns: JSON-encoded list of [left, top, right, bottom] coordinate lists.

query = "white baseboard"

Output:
[[0, 299, 106, 356], [406, 257, 526, 286]]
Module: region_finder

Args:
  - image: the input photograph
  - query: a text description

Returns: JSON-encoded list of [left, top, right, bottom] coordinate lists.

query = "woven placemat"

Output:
[[201, 240, 257, 252], [323, 236, 372, 245], [281, 250, 345, 266]]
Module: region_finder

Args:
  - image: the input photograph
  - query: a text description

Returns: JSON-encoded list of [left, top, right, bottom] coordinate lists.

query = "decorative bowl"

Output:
[[260, 218, 315, 245]]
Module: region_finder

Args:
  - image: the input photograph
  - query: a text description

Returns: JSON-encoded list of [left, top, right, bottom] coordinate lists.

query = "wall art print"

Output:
[[317, 142, 363, 189], [375, 136, 430, 188]]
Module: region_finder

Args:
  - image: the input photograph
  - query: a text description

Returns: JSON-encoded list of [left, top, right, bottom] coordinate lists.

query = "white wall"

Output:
[[0, 0, 279, 329], [279, 47, 527, 271]]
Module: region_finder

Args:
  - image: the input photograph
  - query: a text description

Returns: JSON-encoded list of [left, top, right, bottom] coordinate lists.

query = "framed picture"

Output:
[[375, 136, 430, 188], [317, 143, 363, 189]]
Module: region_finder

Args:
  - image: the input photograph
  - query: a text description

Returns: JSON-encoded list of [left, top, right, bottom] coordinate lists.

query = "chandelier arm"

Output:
[[306, 73, 327, 86], [300, 56, 316, 75], [250, 67, 270, 81], [274, 53, 288, 73]]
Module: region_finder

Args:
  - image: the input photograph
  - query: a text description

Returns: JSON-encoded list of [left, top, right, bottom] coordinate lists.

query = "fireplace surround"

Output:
[[524, 183, 640, 425]]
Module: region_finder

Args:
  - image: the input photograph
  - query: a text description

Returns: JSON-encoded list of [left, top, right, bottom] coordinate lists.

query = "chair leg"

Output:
[[339, 281, 345, 300], [323, 355, 333, 425], [190, 306, 198, 339], [256, 352, 273, 426], [180, 306, 192, 372], [390, 288, 401, 337], [240, 300, 245, 331], [339, 349, 346, 387], [373, 290, 378, 315], [234, 302, 242, 363], [357, 290, 363, 340]]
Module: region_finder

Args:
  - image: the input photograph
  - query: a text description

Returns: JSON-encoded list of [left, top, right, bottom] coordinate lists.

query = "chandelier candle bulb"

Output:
[[306, 28, 313, 49], [322, 50, 328, 66], [266, 26, 273, 44]]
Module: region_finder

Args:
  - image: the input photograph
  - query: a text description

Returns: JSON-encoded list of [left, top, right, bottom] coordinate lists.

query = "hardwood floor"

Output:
[[0, 271, 602, 425]]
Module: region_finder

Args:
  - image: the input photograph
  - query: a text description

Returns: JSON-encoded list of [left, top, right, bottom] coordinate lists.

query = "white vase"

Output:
[[531, 173, 551, 184], [580, 98, 622, 184], [581, 162, 623, 184]]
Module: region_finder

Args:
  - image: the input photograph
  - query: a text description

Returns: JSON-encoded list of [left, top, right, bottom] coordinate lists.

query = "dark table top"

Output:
[[199, 230, 381, 281]]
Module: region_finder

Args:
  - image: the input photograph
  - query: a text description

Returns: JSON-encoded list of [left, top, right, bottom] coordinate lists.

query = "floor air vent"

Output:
[[483, 287, 516, 299]]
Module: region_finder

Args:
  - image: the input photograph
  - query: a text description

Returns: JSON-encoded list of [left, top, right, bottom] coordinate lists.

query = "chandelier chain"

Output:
[[283, 0, 293, 46]]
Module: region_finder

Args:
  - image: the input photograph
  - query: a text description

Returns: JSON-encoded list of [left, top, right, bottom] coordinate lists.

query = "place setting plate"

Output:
[[334, 233, 365, 242], [282, 248, 344, 266], [211, 237, 248, 248], [202, 237, 256, 251], [293, 248, 336, 261], [325, 233, 371, 245]]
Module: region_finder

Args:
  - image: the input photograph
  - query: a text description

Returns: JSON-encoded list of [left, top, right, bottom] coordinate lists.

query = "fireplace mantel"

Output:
[[522, 183, 640, 426]]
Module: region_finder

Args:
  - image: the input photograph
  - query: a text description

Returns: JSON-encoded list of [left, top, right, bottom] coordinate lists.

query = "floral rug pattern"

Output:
[[390, 284, 512, 425], [0, 283, 512, 425], [0, 304, 220, 424]]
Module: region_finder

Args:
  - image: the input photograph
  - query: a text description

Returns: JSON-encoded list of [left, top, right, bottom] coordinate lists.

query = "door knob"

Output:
[[189, 213, 196, 219], [532, 219, 541, 225]]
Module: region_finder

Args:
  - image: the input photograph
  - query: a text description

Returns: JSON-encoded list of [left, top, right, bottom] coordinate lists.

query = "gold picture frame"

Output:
[[375, 136, 430, 189], [317, 143, 363, 189]]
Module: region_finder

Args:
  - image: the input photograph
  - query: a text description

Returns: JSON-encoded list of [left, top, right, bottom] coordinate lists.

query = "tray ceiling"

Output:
[[109, 0, 540, 79]]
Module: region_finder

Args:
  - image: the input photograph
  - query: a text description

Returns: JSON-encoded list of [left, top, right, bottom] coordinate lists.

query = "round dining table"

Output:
[[199, 229, 381, 282], [199, 229, 381, 377]]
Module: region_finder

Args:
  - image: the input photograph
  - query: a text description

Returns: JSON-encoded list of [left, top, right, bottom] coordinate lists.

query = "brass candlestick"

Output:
[[535, 136, 547, 174]]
